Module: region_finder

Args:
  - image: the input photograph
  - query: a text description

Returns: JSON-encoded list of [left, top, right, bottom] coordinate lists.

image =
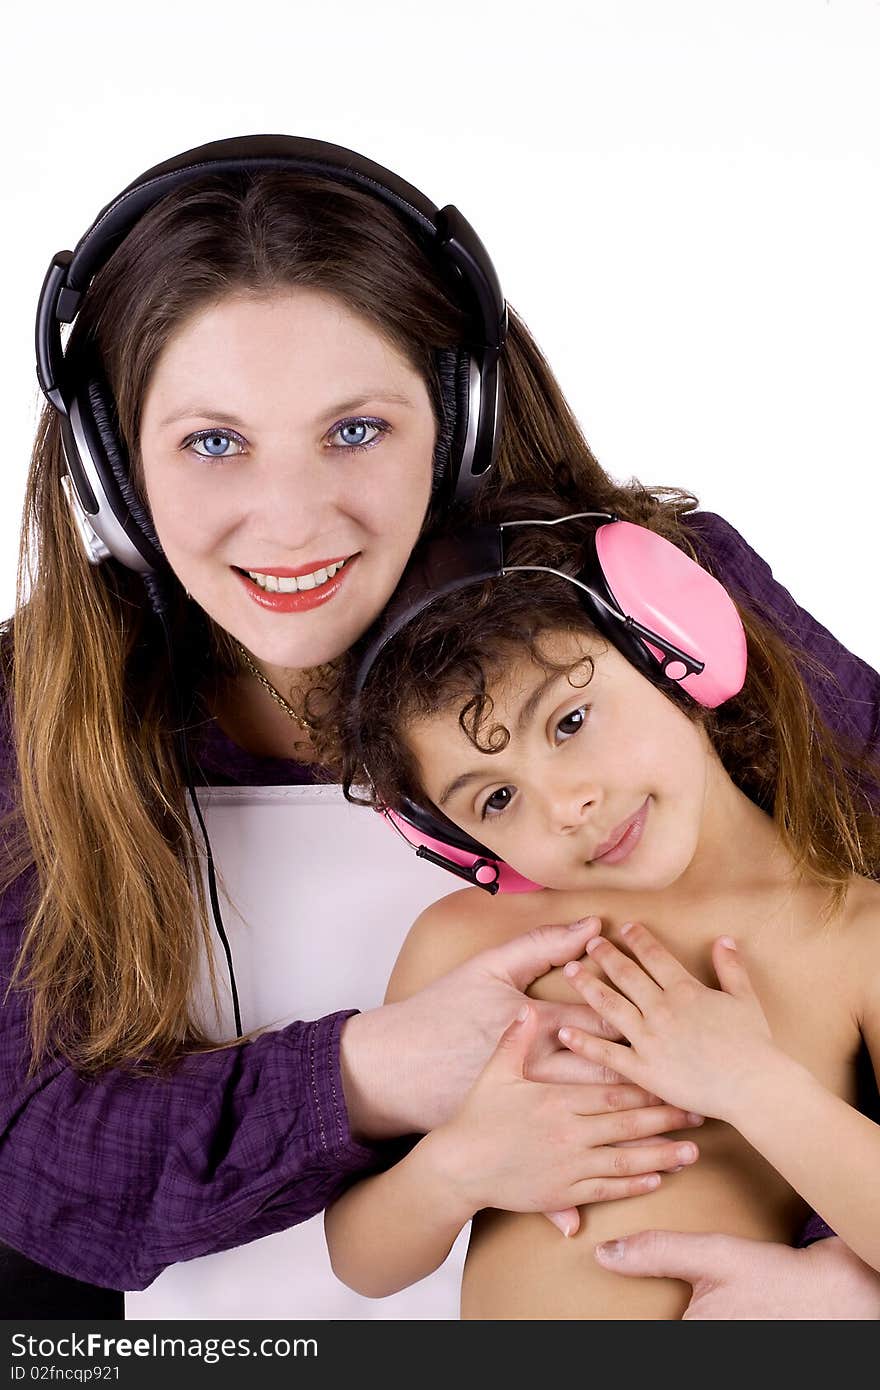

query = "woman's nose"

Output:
[[251, 448, 342, 546]]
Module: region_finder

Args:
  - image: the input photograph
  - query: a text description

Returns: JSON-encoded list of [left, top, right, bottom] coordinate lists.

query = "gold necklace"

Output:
[[232, 639, 325, 735]]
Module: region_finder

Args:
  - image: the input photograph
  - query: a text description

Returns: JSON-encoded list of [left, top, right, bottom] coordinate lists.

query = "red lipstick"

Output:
[[233, 554, 359, 613], [238, 556, 352, 577]]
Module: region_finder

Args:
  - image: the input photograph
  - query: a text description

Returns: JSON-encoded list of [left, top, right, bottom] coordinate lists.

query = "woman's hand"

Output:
[[424, 1003, 704, 1222], [340, 915, 645, 1140], [592, 1230, 880, 1320], [558, 923, 777, 1121]]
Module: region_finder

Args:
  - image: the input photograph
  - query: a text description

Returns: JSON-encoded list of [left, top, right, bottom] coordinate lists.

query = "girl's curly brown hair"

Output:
[[331, 485, 880, 915]]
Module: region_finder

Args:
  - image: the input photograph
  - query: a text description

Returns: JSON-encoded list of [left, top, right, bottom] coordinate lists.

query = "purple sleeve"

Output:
[[686, 511, 880, 1248], [1, 876, 387, 1290], [0, 697, 403, 1290], [686, 511, 880, 778], [795, 1214, 838, 1248]]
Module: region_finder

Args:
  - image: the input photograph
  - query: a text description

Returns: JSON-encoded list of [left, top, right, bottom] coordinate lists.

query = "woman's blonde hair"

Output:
[[4, 169, 873, 1080]]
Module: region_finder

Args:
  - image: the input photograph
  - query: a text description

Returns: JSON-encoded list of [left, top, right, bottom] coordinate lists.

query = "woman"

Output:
[[2, 134, 878, 1316]]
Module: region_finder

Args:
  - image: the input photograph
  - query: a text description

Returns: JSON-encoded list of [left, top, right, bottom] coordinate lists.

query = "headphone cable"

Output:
[[142, 573, 244, 1039]]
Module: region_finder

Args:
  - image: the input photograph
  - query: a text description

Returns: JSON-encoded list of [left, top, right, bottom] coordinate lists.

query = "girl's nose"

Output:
[[542, 781, 599, 835]]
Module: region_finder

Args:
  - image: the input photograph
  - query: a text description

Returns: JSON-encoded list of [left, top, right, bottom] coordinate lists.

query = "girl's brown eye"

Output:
[[556, 705, 589, 741], [482, 786, 514, 819]]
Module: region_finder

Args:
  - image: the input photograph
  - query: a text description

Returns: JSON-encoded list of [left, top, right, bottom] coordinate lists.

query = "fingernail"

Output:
[[516, 1003, 530, 1022], [561, 1218, 576, 1237], [677, 1143, 697, 1161], [668, 1164, 685, 1173], [686, 1113, 704, 1125], [719, 936, 736, 950], [563, 961, 581, 977], [595, 1239, 625, 1261], [569, 915, 600, 931], [585, 938, 603, 953], [620, 922, 634, 935], [558, 1027, 571, 1043]]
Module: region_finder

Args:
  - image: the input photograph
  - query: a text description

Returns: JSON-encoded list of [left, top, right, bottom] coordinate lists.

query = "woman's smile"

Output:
[[139, 287, 436, 672], [232, 553, 360, 612]]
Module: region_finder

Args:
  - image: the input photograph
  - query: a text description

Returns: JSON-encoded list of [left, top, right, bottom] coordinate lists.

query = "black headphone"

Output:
[[34, 133, 509, 576]]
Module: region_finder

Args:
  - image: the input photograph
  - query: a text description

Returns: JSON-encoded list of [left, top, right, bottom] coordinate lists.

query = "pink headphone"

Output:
[[355, 511, 748, 894]]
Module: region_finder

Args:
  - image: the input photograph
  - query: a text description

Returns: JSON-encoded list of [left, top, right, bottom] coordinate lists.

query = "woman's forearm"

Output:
[[730, 1053, 880, 1272], [324, 1129, 477, 1298]]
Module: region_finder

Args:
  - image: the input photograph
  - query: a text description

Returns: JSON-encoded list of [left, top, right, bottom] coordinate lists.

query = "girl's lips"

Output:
[[233, 554, 359, 613], [591, 798, 650, 866]]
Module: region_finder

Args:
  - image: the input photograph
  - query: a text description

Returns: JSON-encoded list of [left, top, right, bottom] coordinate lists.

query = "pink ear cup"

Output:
[[595, 522, 747, 708], [382, 809, 542, 893]]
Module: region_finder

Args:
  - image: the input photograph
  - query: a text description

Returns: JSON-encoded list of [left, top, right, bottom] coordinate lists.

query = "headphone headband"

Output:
[[354, 511, 706, 699]]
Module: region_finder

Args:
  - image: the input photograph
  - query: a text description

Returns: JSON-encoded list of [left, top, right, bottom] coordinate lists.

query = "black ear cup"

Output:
[[432, 348, 458, 488], [432, 346, 474, 495], [82, 373, 166, 570], [452, 346, 476, 496]]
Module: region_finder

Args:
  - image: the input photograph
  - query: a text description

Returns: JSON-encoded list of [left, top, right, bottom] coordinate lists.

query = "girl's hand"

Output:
[[427, 1002, 704, 1221], [343, 915, 642, 1140], [557, 924, 776, 1122]]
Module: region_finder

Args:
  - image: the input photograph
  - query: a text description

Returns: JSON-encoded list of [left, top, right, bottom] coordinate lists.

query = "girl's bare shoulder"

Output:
[[836, 876, 880, 1063], [840, 874, 880, 969], [383, 886, 565, 1002]]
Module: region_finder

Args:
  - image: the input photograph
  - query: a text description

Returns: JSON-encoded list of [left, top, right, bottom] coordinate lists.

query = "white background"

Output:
[[4, 0, 879, 668], [3, 0, 879, 1316]]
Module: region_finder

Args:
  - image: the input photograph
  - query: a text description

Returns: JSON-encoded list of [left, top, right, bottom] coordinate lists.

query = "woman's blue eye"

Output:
[[182, 417, 388, 460], [481, 786, 515, 820], [186, 430, 245, 460], [556, 705, 589, 741], [328, 418, 388, 450]]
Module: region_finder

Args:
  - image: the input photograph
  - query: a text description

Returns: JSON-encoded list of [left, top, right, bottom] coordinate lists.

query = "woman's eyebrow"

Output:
[[436, 671, 568, 808], [322, 391, 415, 418], [159, 391, 415, 430], [160, 406, 250, 428]]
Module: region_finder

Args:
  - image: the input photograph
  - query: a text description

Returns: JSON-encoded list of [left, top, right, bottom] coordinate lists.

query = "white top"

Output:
[[125, 784, 468, 1321]]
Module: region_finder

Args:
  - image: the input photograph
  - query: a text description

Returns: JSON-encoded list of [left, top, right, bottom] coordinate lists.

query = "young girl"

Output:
[[324, 487, 880, 1318]]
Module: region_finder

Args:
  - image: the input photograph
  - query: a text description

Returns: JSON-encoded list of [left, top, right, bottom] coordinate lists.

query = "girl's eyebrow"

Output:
[[437, 769, 484, 809], [514, 669, 568, 734], [436, 670, 568, 808], [158, 391, 415, 430]]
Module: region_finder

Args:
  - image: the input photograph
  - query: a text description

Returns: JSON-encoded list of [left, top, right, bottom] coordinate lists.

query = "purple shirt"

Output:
[[1, 512, 876, 1288]]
